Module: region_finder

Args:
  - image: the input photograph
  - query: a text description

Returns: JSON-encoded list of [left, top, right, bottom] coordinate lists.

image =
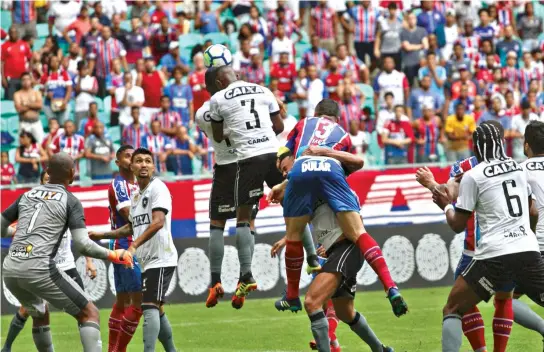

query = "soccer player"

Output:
[[209, 65, 289, 300], [432, 123, 544, 352], [89, 145, 142, 352], [269, 100, 407, 316], [513, 121, 544, 342], [271, 196, 394, 352], [90, 148, 178, 352], [1, 171, 97, 352], [200, 67, 320, 308], [0, 152, 133, 352]]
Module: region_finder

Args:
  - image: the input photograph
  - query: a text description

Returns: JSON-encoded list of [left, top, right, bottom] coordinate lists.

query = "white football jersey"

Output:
[[130, 178, 178, 272], [195, 101, 237, 165], [53, 229, 76, 271], [210, 80, 281, 161], [521, 156, 544, 250], [456, 159, 539, 260], [311, 202, 343, 251]]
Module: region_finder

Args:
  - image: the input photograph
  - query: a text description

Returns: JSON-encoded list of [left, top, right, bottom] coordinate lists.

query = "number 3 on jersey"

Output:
[[241, 99, 260, 130]]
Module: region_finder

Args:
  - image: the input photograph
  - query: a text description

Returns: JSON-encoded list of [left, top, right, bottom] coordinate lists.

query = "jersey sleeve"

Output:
[[265, 88, 280, 115], [67, 193, 86, 231], [209, 95, 223, 122], [112, 179, 132, 211], [2, 195, 21, 223], [455, 173, 478, 214], [285, 119, 303, 151], [151, 181, 172, 215]]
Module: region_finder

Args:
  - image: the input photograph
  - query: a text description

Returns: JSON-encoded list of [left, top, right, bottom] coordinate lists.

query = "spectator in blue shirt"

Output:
[[164, 66, 193, 127], [159, 41, 189, 76], [448, 84, 475, 115], [474, 8, 495, 42], [407, 75, 443, 119], [417, 0, 445, 35], [495, 25, 522, 66], [418, 51, 447, 95], [479, 95, 512, 137], [171, 126, 196, 175]]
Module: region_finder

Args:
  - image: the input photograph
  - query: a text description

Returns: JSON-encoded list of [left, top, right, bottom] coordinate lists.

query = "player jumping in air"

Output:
[[90, 148, 178, 352], [198, 67, 320, 309], [0, 152, 133, 352], [1, 171, 97, 352], [268, 99, 408, 316], [432, 123, 544, 352], [89, 145, 142, 352]]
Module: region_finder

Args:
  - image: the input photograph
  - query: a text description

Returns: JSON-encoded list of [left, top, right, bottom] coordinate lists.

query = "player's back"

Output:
[[195, 101, 237, 165], [285, 116, 352, 158], [4, 184, 76, 277], [521, 156, 544, 249], [459, 159, 538, 259], [210, 80, 280, 160]]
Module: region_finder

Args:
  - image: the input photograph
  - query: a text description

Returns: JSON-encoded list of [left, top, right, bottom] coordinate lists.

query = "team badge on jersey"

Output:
[[143, 197, 148, 208]]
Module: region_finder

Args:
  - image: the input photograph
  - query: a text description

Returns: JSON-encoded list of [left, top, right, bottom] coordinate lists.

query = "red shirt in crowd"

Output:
[[270, 63, 297, 93], [188, 70, 210, 112], [1, 163, 15, 185], [324, 72, 344, 102], [83, 117, 99, 137], [141, 70, 163, 108], [151, 10, 168, 24], [450, 80, 477, 100], [1, 39, 32, 79]]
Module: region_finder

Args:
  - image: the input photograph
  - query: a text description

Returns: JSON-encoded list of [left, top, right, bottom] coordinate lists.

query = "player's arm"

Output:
[[433, 173, 476, 233], [128, 209, 166, 254], [529, 196, 538, 233], [416, 167, 460, 200], [209, 97, 225, 143], [302, 146, 364, 173], [67, 195, 133, 266], [90, 223, 133, 240], [0, 195, 21, 237], [269, 91, 284, 135]]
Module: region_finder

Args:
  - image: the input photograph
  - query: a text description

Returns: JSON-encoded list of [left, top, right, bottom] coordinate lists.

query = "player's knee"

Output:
[[210, 219, 226, 228], [442, 301, 461, 317], [32, 311, 50, 328], [78, 302, 100, 324], [304, 294, 321, 314], [18, 306, 30, 319]]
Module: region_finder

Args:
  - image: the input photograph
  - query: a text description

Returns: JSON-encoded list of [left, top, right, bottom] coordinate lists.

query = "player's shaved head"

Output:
[[215, 65, 237, 90], [205, 67, 220, 95], [314, 99, 340, 122], [46, 152, 75, 186]]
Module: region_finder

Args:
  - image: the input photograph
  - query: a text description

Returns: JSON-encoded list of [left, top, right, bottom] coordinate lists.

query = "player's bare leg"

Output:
[[1, 306, 30, 352], [335, 211, 407, 316], [233, 205, 258, 302], [275, 215, 311, 312], [442, 276, 483, 352], [304, 272, 341, 352], [116, 292, 143, 352], [207, 219, 227, 308], [75, 302, 104, 352]]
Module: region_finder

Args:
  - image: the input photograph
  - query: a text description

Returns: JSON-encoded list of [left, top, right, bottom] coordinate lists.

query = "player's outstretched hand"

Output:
[[267, 183, 286, 204], [316, 245, 327, 258], [432, 186, 451, 210], [415, 167, 436, 189], [302, 145, 329, 157], [88, 231, 103, 241], [86, 257, 97, 280], [271, 237, 286, 258], [108, 249, 134, 269]]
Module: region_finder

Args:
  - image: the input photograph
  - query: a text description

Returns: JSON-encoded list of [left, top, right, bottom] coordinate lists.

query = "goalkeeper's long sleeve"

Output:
[[72, 228, 110, 259]]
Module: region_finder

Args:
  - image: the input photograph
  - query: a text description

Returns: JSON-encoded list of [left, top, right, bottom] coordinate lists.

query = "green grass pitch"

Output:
[[2, 287, 543, 351]]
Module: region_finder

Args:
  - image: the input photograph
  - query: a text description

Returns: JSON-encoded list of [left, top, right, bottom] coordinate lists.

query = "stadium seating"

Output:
[[36, 23, 49, 38], [33, 37, 46, 51], [120, 20, 131, 31], [203, 32, 230, 46], [1, 11, 11, 29], [286, 102, 298, 118], [179, 33, 203, 49]]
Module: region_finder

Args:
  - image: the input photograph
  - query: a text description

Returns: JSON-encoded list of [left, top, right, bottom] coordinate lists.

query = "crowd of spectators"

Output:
[[1, 0, 544, 185]]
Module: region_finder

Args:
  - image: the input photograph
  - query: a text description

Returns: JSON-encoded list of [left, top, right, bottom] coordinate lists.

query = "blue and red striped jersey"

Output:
[[12, 1, 36, 24], [285, 117, 352, 158], [108, 175, 139, 250], [450, 156, 479, 254]]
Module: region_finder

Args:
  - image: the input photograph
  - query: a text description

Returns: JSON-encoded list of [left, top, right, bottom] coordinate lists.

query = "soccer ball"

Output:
[[203, 44, 233, 68]]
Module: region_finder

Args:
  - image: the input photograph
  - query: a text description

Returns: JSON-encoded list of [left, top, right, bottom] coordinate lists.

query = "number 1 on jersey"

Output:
[[27, 203, 44, 233], [241, 99, 261, 130]]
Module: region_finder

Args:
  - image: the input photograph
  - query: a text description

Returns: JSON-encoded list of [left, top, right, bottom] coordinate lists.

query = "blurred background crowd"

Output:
[[1, 0, 544, 185]]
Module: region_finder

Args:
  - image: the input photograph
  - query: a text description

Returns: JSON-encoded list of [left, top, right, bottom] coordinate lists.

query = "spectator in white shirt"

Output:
[[511, 100, 541, 160], [299, 64, 325, 116], [48, 0, 82, 43], [232, 39, 252, 73], [101, 0, 128, 20], [115, 72, 145, 127], [270, 23, 294, 64], [74, 61, 99, 128], [376, 91, 410, 134]]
